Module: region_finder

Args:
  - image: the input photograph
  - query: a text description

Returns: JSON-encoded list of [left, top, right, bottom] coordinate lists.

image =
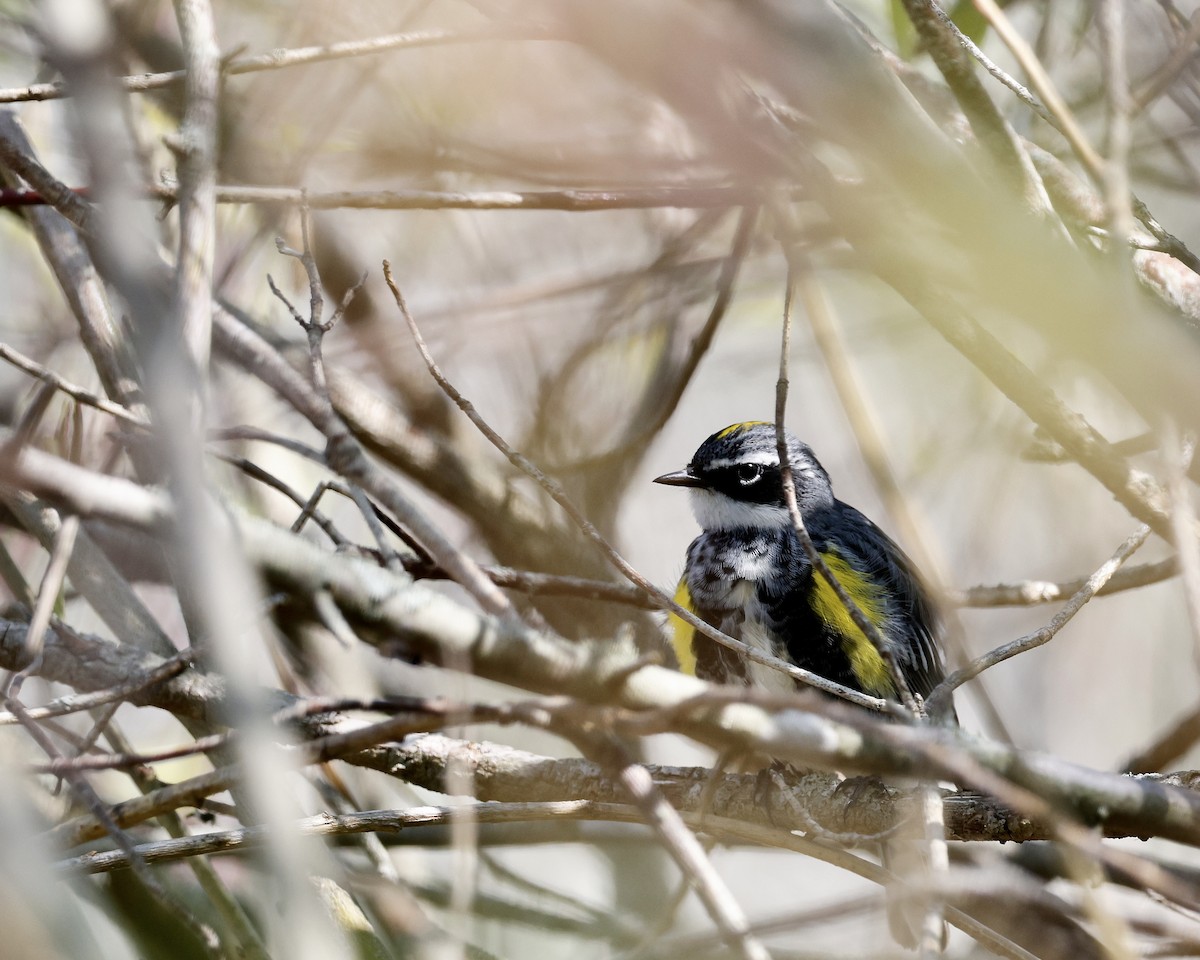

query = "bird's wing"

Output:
[[827, 503, 947, 704]]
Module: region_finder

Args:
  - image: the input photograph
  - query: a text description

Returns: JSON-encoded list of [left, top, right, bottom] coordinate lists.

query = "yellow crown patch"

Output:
[[715, 420, 773, 440]]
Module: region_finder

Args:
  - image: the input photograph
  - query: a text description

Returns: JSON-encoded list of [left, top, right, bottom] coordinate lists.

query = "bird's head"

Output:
[[654, 421, 834, 531]]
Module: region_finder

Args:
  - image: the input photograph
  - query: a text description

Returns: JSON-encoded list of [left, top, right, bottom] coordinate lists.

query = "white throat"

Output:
[[689, 488, 790, 531]]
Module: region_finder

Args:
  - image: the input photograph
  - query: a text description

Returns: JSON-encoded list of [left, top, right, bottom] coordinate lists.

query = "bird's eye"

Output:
[[735, 463, 763, 485]]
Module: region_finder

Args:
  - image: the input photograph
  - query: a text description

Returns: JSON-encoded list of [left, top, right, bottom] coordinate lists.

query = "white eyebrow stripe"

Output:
[[707, 453, 779, 469]]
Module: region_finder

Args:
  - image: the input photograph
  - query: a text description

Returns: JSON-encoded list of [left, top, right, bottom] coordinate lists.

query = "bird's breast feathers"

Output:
[[672, 531, 797, 691], [675, 529, 896, 697]]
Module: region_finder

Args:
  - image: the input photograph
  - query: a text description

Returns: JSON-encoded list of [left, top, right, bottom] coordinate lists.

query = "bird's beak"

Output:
[[653, 469, 704, 488]]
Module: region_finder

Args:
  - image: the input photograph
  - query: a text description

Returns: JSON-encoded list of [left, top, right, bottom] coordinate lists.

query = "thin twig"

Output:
[[637, 205, 759, 441], [773, 263, 919, 715], [4, 514, 79, 698], [286, 478, 428, 565], [31, 726, 233, 774], [311, 588, 360, 649], [342, 481, 405, 572], [479, 850, 633, 940], [10, 380, 58, 451], [972, 0, 1105, 182], [216, 453, 348, 546], [69, 701, 122, 772], [328, 270, 370, 329], [272, 203, 339, 410], [193, 183, 785, 211], [929, 523, 1152, 711], [1098, 0, 1135, 267], [266, 273, 306, 325], [1132, 8, 1200, 113], [1122, 698, 1200, 774], [0, 343, 147, 426], [922, 1, 1055, 128], [3, 183, 798, 212], [786, 251, 935, 594], [215, 242, 514, 616], [0, 26, 546, 104], [1163, 427, 1200, 676], [460, 567, 660, 608], [956, 557, 1175, 607], [0, 653, 192, 726], [897, 0, 1036, 198], [580, 733, 770, 960], [210, 425, 326, 463], [9, 695, 224, 955]]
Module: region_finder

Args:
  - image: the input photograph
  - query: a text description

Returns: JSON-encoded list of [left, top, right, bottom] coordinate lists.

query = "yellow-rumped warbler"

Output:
[[654, 421, 951, 712], [655, 421, 955, 947]]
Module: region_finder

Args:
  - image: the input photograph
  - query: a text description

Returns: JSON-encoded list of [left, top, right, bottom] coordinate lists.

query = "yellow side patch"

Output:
[[810, 550, 893, 696], [668, 577, 699, 676], [716, 420, 772, 440]]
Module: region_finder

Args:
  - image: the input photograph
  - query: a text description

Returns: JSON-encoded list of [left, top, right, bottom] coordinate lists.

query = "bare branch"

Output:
[[0, 112, 142, 413], [5, 513, 79, 696], [0, 343, 147, 426], [972, 0, 1105, 183], [956, 558, 1176, 607], [0, 27, 546, 104], [896, 0, 1041, 202], [171, 0, 220, 373], [930, 524, 1151, 710], [211, 300, 516, 618], [0, 653, 192, 726], [1131, 9, 1200, 113]]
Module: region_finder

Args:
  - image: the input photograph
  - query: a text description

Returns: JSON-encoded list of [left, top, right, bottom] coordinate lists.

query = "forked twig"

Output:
[[929, 523, 1152, 712]]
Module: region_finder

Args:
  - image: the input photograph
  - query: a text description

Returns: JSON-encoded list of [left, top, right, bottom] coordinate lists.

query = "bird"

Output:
[[654, 420, 950, 713], [654, 420, 955, 948]]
